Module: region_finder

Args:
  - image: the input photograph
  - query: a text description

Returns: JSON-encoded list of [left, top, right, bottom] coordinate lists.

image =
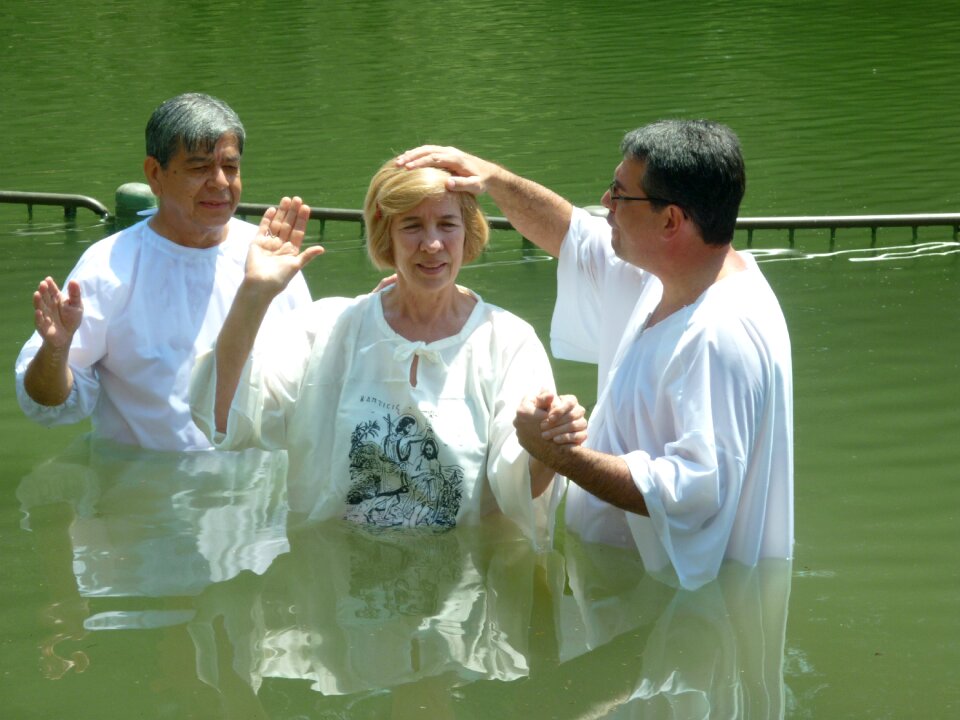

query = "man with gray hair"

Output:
[[15, 93, 312, 451], [397, 121, 793, 589]]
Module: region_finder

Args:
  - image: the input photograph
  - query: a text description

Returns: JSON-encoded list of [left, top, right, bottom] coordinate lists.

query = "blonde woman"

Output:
[[190, 160, 585, 543]]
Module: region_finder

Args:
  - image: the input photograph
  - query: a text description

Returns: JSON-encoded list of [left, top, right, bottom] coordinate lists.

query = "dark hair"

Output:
[[145, 93, 245, 167], [620, 120, 745, 246]]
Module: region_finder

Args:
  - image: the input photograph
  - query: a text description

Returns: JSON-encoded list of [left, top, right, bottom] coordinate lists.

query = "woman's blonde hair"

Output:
[[363, 160, 489, 270]]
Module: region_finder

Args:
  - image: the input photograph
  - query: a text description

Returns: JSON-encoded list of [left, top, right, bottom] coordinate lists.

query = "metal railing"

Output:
[[240, 204, 960, 245], [735, 213, 960, 247], [235, 202, 516, 233], [0, 191, 110, 219], [3, 191, 959, 245]]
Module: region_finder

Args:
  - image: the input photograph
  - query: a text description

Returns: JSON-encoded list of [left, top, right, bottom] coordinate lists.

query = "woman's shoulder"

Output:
[[465, 292, 542, 347], [299, 293, 372, 328]]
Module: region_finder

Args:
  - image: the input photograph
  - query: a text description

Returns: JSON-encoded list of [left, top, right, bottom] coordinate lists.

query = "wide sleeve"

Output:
[[190, 297, 354, 452], [484, 314, 561, 547], [622, 322, 760, 590], [549, 207, 613, 363], [272, 269, 313, 312], [14, 251, 119, 427]]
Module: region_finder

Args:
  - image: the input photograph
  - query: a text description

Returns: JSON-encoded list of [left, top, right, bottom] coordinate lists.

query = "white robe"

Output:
[[14, 217, 312, 452], [190, 287, 558, 544], [552, 208, 793, 589]]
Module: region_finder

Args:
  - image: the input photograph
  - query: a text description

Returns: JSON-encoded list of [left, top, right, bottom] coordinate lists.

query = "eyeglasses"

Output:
[[607, 181, 671, 205]]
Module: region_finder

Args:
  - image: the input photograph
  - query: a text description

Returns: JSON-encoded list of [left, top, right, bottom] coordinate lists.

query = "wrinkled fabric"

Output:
[[191, 287, 559, 546], [552, 208, 793, 589], [15, 217, 312, 451]]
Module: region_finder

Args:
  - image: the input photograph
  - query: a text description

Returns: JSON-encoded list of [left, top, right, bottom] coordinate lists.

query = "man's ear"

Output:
[[143, 156, 163, 196], [662, 203, 687, 236]]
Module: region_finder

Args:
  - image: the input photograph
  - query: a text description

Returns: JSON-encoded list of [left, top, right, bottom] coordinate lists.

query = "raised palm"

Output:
[[246, 196, 325, 293], [33, 277, 83, 349]]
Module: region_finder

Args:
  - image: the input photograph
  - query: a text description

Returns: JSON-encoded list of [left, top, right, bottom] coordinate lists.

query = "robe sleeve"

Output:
[[550, 207, 612, 363], [484, 313, 561, 547], [14, 251, 120, 427], [191, 297, 354, 451], [622, 321, 760, 590]]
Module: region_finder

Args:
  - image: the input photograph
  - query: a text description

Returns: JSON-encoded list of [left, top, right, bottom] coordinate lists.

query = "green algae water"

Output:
[[1, 1, 958, 717]]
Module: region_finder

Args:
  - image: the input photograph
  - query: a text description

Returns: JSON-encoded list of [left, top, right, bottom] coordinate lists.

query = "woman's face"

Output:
[[390, 193, 465, 293]]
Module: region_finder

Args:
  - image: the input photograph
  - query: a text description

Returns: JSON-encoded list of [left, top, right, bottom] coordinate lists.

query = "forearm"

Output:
[[214, 283, 275, 432], [484, 166, 573, 258], [528, 456, 556, 499], [22, 342, 74, 406], [532, 443, 649, 516]]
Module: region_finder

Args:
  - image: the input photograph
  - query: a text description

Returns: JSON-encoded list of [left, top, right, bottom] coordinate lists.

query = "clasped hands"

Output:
[[516, 390, 588, 464]]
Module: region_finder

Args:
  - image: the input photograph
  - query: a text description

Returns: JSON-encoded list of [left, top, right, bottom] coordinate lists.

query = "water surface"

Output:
[[1, 1, 958, 717]]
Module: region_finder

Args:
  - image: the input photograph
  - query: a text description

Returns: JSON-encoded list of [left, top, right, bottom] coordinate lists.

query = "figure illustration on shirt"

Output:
[[346, 409, 464, 528]]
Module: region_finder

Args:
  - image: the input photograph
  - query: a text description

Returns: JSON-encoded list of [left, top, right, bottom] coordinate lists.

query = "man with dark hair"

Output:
[[397, 120, 793, 589], [15, 93, 311, 451]]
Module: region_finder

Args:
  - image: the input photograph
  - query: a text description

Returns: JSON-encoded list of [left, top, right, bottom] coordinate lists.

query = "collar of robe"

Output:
[[393, 340, 443, 366]]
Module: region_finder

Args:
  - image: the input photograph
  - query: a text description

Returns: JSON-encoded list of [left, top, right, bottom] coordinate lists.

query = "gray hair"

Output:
[[620, 120, 745, 246], [145, 93, 245, 167]]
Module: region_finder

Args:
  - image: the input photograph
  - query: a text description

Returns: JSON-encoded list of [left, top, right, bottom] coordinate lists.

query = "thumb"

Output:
[[66, 280, 83, 304], [297, 245, 326, 269], [535, 387, 555, 410]]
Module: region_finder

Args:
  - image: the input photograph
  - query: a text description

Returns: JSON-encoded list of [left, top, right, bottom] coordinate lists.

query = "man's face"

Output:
[[601, 157, 664, 269], [144, 133, 242, 248]]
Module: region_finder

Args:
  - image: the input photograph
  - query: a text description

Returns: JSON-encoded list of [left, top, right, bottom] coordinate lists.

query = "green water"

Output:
[[1, 1, 959, 717]]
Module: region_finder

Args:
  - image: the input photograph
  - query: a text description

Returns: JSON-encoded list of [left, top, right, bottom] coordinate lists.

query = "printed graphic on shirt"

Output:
[[345, 410, 464, 528]]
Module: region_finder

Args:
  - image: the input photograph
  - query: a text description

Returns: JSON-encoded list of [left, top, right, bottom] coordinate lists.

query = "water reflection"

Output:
[[17, 436, 289, 679], [456, 538, 792, 720], [187, 520, 791, 719], [17, 437, 792, 717], [188, 517, 549, 717], [750, 240, 960, 263]]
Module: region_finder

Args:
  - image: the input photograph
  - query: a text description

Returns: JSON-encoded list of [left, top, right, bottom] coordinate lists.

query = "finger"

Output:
[[533, 393, 554, 413], [541, 405, 572, 427], [400, 148, 462, 171], [37, 276, 59, 296], [259, 205, 279, 236], [544, 395, 582, 423], [395, 145, 446, 166], [296, 244, 325, 269], [268, 197, 294, 237], [274, 196, 301, 240], [373, 273, 398, 292], [515, 394, 539, 418], [542, 417, 587, 439], [35, 279, 60, 309], [287, 201, 311, 249], [66, 280, 83, 304], [445, 175, 485, 196], [550, 429, 589, 446]]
